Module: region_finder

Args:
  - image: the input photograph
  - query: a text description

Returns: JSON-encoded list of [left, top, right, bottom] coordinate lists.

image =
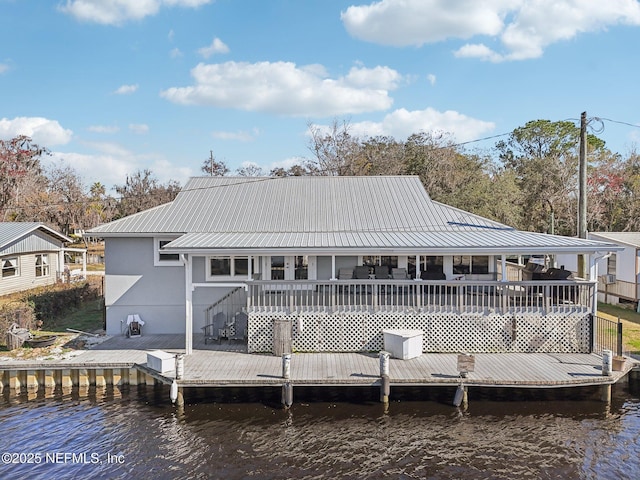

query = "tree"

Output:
[[0, 135, 48, 217], [201, 151, 229, 176], [270, 163, 310, 177], [306, 119, 360, 175], [114, 169, 181, 218], [44, 162, 87, 235], [236, 163, 264, 176], [495, 119, 607, 235]]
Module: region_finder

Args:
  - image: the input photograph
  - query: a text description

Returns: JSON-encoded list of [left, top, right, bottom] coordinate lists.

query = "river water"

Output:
[[1, 382, 639, 480]]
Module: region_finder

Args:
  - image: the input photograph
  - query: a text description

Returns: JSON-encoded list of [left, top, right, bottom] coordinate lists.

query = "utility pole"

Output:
[[209, 150, 214, 176], [577, 111, 587, 278], [578, 112, 587, 240]]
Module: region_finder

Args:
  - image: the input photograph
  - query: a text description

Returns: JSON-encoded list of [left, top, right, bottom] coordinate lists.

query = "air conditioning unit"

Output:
[[603, 274, 616, 285]]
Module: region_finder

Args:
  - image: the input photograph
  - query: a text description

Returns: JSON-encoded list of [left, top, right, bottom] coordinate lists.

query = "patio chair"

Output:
[[338, 268, 353, 279], [230, 312, 248, 342], [354, 266, 371, 279], [391, 268, 408, 279], [202, 311, 227, 344], [392, 268, 409, 294], [374, 265, 390, 279], [126, 314, 144, 338]]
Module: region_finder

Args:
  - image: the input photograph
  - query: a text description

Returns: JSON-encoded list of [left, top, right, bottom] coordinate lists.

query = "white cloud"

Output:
[[343, 0, 640, 62], [212, 129, 258, 142], [129, 123, 149, 134], [49, 144, 192, 188], [198, 37, 229, 58], [0, 63, 10, 74], [88, 125, 120, 133], [59, 0, 214, 26], [160, 61, 399, 116], [170, 47, 183, 58], [114, 84, 139, 94], [426, 73, 436, 85], [0, 117, 73, 146], [315, 107, 495, 143]]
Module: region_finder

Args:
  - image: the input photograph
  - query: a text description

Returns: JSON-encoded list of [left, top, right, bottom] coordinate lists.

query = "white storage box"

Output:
[[383, 329, 423, 360], [147, 350, 175, 373]]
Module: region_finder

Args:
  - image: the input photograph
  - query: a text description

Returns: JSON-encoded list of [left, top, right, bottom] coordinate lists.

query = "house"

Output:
[[557, 232, 640, 308], [0, 222, 87, 296], [89, 176, 621, 355]]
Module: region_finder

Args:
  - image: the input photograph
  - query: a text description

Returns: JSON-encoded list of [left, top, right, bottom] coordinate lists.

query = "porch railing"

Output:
[[246, 279, 595, 315]]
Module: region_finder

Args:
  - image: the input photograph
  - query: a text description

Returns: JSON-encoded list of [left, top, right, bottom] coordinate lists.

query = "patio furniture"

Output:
[[126, 314, 144, 338], [202, 311, 227, 344], [354, 266, 371, 279], [374, 265, 390, 279], [230, 312, 248, 342]]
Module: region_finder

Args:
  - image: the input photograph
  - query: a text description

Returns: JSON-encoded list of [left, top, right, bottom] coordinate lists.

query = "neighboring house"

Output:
[[0, 222, 86, 296], [557, 232, 640, 308], [89, 176, 621, 355]]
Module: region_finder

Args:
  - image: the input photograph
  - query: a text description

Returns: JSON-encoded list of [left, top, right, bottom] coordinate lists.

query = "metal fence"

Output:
[[593, 315, 623, 356]]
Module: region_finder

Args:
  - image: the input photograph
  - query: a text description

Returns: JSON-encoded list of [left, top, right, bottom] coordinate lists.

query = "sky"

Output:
[[1, 0, 640, 190]]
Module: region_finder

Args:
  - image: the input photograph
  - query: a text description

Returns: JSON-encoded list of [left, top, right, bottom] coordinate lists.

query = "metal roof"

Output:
[[589, 232, 640, 248], [0, 222, 72, 251], [89, 176, 621, 254]]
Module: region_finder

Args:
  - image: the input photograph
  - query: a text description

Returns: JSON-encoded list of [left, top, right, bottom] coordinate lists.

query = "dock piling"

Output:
[[379, 351, 390, 403]]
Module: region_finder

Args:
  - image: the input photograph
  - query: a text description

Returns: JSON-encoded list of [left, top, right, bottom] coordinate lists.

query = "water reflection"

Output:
[[0, 384, 638, 479]]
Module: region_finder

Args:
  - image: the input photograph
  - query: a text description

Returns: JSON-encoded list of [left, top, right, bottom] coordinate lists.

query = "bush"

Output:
[[0, 301, 36, 340], [23, 281, 102, 326]]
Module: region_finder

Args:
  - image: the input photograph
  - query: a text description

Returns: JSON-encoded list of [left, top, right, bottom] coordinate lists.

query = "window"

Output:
[[453, 255, 470, 274], [208, 256, 254, 279], [421, 256, 444, 273], [35, 254, 49, 277], [2, 257, 18, 278], [453, 255, 489, 275], [607, 254, 616, 275], [154, 238, 181, 266], [362, 256, 398, 269]]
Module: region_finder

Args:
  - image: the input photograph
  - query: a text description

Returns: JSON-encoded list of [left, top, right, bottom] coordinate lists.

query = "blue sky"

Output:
[[1, 0, 640, 190]]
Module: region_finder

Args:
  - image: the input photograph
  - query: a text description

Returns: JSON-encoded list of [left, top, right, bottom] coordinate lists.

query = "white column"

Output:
[[183, 254, 193, 355], [82, 250, 87, 279], [415, 254, 421, 280], [501, 255, 507, 282], [589, 253, 600, 317], [248, 255, 253, 280]]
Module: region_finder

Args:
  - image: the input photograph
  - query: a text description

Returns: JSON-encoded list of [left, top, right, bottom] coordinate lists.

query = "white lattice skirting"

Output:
[[247, 312, 591, 354]]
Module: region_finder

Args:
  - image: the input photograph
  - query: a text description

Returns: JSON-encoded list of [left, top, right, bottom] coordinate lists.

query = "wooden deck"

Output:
[[1, 334, 635, 390]]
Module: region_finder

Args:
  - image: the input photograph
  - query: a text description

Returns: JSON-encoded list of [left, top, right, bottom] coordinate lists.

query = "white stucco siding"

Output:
[[104, 237, 186, 335]]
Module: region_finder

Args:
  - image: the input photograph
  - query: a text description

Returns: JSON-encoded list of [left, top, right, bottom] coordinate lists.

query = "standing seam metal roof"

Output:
[[88, 176, 621, 253]]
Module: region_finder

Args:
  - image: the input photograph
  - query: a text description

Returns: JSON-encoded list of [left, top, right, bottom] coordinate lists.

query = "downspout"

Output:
[[181, 254, 193, 355]]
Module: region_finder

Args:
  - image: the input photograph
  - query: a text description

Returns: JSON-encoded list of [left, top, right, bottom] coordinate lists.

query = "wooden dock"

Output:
[[1, 334, 637, 405]]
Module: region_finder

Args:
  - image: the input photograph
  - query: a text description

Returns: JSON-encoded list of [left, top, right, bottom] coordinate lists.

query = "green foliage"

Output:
[[23, 282, 102, 327]]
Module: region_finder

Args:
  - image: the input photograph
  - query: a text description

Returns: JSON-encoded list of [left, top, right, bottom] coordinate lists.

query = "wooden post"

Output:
[[600, 384, 612, 403], [273, 319, 292, 356], [282, 353, 291, 380]]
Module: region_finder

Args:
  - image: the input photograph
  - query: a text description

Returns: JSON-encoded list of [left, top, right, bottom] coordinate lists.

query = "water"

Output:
[[1, 383, 639, 480]]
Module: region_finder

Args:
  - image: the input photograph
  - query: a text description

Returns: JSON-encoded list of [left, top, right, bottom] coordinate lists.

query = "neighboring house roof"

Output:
[[0, 222, 72, 255], [89, 176, 622, 255], [589, 232, 640, 249]]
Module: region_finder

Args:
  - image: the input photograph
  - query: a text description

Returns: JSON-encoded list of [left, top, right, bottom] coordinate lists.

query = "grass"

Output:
[[598, 302, 640, 356], [43, 297, 105, 334]]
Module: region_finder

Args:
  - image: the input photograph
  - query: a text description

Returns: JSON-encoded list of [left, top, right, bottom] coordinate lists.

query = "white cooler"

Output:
[[382, 329, 423, 360]]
